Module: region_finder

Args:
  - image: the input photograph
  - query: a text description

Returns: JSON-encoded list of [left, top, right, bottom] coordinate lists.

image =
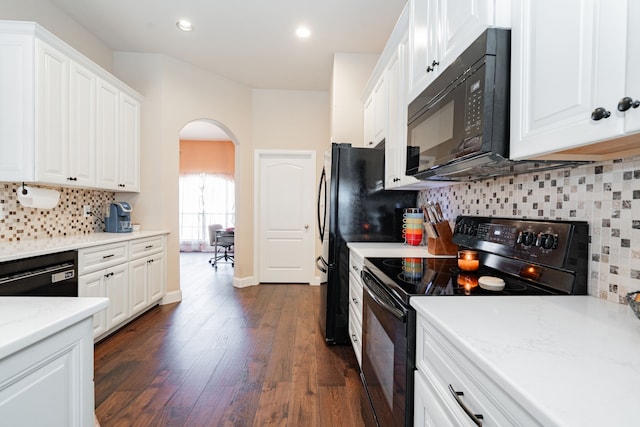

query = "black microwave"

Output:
[[406, 28, 511, 181]]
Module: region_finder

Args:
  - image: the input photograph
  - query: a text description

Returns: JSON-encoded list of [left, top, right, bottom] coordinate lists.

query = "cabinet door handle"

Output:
[[448, 384, 484, 426], [351, 333, 358, 343], [591, 107, 611, 121], [617, 97, 640, 112], [102, 254, 115, 259], [145, 245, 154, 249]]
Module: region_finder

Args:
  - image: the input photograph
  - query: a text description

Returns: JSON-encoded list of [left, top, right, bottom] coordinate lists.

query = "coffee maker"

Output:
[[104, 202, 132, 233]]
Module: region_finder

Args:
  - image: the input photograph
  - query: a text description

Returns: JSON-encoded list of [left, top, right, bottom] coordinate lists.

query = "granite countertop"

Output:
[[0, 297, 109, 360], [0, 230, 170, 263], [410, 296, 640, 426], [347, 242, 456, 258]]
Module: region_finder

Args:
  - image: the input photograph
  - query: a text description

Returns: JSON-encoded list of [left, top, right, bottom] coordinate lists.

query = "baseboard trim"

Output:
[[161, 290, 183, 305], [233, 276, 257, 288]]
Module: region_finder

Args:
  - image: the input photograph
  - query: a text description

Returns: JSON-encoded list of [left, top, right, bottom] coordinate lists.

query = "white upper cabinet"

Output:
[[363, 74, 388, 148], [409, 0, 509, 102], [625, 0, 640, 135], [0, 21, 141, 190], [0, 32, 34, 182], [385, 34, 420, 189], [35, 40, 69, 185], [69, 61, 96, 187], [119, 92, 141, 191], [96, 78, 120, 189], [97, 79, 141, 191], [510, 0, 640, 160]]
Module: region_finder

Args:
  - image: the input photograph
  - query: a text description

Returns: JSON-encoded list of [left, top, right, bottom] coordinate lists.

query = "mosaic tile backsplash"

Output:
[[417, 155, 640, 306], [0, 183, 114, 241]]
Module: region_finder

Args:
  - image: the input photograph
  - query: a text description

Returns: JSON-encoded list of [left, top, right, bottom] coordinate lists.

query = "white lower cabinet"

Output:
[[0, 319, 95, 427], [129, 251, 165, 316], [78, 233, 167, 340], [414, 313, 540, 426], [79, 263, 129, 333]]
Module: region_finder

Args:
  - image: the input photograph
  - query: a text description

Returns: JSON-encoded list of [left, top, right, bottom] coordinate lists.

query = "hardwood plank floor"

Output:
[[94, 252, 368, 427]]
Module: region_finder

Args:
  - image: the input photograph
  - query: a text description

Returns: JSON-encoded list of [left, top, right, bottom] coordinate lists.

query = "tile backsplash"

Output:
[[0, 183, 114, 241], [417, 155, 640, 305]]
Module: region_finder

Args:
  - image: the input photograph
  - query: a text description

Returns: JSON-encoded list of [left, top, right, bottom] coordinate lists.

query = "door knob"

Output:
[[591, 107, 611, 121], [617, 97, 640, 112]]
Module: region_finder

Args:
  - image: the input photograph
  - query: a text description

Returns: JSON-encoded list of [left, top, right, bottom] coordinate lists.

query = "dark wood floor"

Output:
[[94, 252, 368, 427]]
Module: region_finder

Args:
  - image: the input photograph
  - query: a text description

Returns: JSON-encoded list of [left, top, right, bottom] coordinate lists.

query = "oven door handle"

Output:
[[362, 271, 405, 320]]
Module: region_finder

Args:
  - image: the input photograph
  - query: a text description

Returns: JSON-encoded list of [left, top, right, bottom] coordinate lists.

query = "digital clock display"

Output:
[[477, 223, 517, 246]]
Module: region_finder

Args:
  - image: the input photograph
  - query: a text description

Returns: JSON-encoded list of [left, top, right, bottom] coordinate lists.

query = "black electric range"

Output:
[[358, 216, 589, 427], [363, 216, 590, 306]]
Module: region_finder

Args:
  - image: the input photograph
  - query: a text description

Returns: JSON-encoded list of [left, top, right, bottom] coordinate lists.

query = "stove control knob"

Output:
[[522, 231, 536, 246], [535, 233, 543, 247], [516, 231, 524, 244], [541, 233, 558, 249]]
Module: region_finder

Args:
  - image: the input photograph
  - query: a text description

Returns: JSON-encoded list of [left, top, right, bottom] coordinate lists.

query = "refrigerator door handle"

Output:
[[316, 256, 328, 273], [317, 167, 327, 241]]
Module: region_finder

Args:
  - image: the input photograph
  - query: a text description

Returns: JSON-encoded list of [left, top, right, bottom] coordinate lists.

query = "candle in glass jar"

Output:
[[458, 250, 479, 271]]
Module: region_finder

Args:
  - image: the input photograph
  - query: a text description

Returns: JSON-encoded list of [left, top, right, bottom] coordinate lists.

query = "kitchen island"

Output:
[[0, 297, 108, 426], [411, 296, 640, 426]]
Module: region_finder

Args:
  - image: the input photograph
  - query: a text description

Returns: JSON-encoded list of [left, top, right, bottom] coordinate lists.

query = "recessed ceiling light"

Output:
[[176, 20, 193, 32], [296, 26, 311, 38]]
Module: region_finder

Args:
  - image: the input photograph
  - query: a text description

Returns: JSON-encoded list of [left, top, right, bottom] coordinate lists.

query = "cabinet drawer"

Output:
[[349, 251, 364, 278], [416, 317, 540, 426], [129, 236, 164, 259], [348, 270, 363, 323], [348, 303, 362, 367], [78, 242, 128, 275]]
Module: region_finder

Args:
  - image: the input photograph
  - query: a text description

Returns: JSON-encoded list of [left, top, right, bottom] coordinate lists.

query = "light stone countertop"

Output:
[[0, 297, 108, 360], [410, 296, 640, 427], [0, 230, 170, 263], [346, 242, 456, 259]]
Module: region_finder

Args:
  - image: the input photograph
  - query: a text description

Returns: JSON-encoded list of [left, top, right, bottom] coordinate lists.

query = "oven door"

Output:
[[361, 269, 415, 427]]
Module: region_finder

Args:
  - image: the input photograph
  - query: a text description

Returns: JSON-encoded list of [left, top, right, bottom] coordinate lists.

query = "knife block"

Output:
[[427, 221, 458, 256]]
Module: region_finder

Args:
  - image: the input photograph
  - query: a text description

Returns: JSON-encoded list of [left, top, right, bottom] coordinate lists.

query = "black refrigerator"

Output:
[[316, 143, 417, 344]]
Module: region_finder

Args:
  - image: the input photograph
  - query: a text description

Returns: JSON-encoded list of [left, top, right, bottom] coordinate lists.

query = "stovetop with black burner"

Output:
[[363, 216, 590, 306]]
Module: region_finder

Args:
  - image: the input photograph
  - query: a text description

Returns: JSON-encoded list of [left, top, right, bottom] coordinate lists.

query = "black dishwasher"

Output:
[[0, 251, 78, 296]]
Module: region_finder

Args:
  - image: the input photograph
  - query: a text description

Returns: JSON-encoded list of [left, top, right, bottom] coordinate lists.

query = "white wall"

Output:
[[113, 53, 254, 294], [330, 53, 378, 146], [252, 90, 330, 274]]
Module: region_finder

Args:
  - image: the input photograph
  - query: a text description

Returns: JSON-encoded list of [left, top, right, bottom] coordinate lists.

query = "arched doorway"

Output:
[[177, 119, 237, 254]]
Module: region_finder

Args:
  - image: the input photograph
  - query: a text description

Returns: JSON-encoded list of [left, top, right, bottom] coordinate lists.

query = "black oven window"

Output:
[[365, 305, 395, 408]]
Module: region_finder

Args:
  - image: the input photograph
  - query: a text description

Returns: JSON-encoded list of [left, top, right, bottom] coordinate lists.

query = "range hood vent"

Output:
[[413, 152, 587, 182]]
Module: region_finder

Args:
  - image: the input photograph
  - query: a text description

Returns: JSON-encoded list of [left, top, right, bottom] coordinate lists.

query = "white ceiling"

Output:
[[50, 0, 407, 91]]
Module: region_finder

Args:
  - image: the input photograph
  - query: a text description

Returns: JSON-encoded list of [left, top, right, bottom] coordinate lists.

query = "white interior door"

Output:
[[256, 151, 315, 283]]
